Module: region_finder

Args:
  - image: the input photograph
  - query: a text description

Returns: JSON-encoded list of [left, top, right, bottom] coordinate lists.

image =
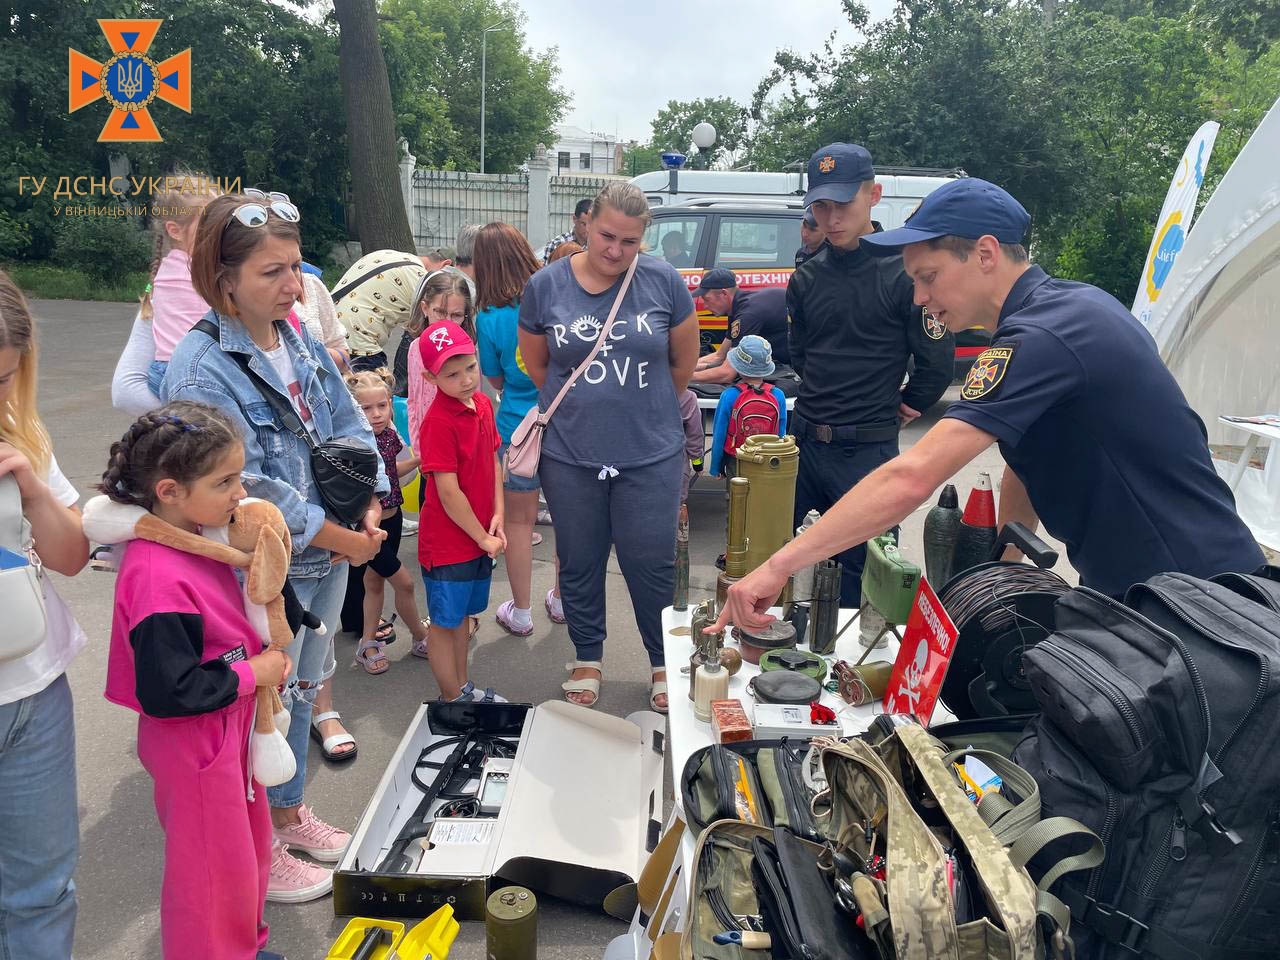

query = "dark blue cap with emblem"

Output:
[[803, 143, 875, 206], [698, 268, 738, 292], [861, 177, 1030, 255]]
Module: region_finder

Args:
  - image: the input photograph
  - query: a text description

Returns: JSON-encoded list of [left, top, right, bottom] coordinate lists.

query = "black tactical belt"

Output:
[[792, 415, 898, 444]]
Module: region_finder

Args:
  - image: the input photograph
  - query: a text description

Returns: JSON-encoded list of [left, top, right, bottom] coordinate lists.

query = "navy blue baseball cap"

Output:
[[804, 143, 874, 206], [698, 268, 738, 292], [861, 178, 1030, 255]]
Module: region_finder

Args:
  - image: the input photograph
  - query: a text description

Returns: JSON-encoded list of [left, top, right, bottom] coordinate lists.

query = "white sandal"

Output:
[[650, 668, 669, 715], [309, 710, 357, 763], [562, 660, 603, 707]]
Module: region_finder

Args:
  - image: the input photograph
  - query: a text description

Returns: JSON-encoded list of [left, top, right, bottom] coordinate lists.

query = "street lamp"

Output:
[[691, 122, 717, 170], [480, 21, 512, 174]]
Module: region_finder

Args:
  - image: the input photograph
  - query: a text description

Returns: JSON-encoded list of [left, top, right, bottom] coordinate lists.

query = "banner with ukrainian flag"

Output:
[[1132, 120, 1219, 327]]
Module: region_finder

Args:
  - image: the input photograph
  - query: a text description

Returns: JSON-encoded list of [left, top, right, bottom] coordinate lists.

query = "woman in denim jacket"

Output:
[[163, 193, 388, 903]]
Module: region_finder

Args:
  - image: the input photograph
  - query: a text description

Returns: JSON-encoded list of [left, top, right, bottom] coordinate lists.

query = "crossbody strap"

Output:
[[329, 258, 420, 304], [0, 474, 24, 552], [538, 255, 640, 424], [193, 318, 317, 451]]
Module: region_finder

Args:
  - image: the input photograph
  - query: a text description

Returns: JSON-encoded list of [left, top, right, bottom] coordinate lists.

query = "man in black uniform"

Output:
[[715, 177, 1263, 632], [795, 207, 825, 268], [788, 143, 955, 605], [692, 268, 791, 384]]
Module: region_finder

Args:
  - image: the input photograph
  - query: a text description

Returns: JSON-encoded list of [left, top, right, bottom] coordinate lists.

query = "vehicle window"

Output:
[[643, 217, 703, 268], [713, 216, 802, 270]]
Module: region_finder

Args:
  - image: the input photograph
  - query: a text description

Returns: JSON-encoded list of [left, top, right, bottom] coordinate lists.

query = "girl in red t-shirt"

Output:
[[102, 401, 293, 960]]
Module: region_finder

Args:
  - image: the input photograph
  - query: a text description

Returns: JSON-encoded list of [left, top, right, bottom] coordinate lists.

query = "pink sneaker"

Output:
[[495, 600, 534, 637], [271, 804, 350, 863], [266, 841, 332, 903]]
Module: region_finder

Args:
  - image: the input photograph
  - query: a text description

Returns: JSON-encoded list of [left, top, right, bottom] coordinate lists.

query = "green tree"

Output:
[[378, 0, 568, 173], [1, 0, 350, 263], [621, 142, 666, 176], [649, 97, 750, 168], [334, 0, 416, 253]]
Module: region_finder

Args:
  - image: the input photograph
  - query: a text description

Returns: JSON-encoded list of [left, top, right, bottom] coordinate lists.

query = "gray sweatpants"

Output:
[[539, 451, 684, 668]]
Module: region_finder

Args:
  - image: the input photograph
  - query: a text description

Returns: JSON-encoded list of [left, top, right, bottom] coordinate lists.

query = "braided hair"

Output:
[[101, 401, 241, 509]]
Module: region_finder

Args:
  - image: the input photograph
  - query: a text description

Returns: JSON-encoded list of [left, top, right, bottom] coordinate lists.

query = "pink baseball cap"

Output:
[[417, 320, 476, 375]]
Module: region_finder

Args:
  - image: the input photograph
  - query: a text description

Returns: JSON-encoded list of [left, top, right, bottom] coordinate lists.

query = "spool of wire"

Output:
[[938, 561, 1069, 720]]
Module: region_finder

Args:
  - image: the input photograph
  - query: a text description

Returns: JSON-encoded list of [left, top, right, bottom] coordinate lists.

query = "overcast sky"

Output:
[[516, 0, 891, 143]]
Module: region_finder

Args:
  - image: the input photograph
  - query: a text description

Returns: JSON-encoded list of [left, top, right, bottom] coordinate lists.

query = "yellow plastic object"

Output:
[[392, 395, 421, 514], [326, 918, 405, 960], [394, 903, 460, 960], [400, 463, 421, 515]]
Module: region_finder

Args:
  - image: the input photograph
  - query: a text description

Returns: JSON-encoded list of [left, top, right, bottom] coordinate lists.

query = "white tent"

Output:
[[1147, 94, 1280, 549]]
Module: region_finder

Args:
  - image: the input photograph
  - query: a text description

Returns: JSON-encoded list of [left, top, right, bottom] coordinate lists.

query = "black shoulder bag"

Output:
[[194, 319, 379, 528]]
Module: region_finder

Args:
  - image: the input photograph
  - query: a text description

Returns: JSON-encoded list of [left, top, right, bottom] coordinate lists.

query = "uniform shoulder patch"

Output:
[[729, 319, 741, 339], [961, 345, 1014, 400], [923, 308, 946, 340]]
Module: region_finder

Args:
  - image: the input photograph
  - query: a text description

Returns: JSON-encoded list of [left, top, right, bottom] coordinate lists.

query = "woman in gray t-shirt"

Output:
[[519, 183, 700, 713]]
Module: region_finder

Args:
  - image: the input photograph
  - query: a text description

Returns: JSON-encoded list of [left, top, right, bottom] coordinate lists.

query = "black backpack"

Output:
[[1011, 574, 1280, 960]]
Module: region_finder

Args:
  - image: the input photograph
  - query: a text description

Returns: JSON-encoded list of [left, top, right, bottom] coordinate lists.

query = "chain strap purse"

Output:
[[505, 255, 639, 479], [195, 319, 380, 528], [0, 474, 48, 663]]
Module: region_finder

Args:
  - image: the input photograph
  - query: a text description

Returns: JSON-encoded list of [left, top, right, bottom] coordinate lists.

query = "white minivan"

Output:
[[629, 166, 963, 229]]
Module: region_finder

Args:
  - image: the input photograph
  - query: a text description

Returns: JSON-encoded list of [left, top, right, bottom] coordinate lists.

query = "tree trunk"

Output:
[[333, 0, 416, 254]]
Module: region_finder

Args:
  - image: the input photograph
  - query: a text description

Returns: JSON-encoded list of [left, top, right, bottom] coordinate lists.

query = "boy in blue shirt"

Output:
[[709, 335, 789, 478]]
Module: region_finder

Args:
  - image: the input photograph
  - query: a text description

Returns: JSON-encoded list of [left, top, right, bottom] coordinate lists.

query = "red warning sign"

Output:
[[882, 579, 959, 724]]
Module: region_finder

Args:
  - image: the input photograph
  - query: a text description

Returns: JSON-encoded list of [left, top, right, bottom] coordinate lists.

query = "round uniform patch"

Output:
[[730, 319, 741, 340], [961, 345, 1014, 400], [923, 309, 946, 340]]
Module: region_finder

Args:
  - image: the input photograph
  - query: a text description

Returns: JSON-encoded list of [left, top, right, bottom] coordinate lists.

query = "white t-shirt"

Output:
[[0, 454, 88, 706], [263, 343, 320, 441]]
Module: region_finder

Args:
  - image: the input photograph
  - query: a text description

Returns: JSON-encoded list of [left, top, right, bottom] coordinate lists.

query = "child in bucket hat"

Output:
[[710, 336, 788, 478]]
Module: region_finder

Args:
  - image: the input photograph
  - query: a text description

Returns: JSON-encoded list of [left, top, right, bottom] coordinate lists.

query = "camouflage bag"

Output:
[[680, 819, 774, 960], [816, 722, 1102, 959]]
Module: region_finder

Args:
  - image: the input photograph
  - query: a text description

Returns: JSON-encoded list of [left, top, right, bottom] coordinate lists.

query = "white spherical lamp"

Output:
[[692, 122, 717, 150]]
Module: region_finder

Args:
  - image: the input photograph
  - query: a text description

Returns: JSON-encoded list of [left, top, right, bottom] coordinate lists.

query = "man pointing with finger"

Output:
[[713, 177, 1261, 633]]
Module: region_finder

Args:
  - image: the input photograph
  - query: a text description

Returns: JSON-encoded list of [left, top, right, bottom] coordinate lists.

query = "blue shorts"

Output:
[[422, 556, 493, 628], [499, 441, 540, 492]]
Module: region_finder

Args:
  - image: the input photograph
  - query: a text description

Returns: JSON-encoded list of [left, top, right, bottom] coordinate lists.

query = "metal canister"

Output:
[[717, 477, 750, 609], [809, 559, 842, 655], [673, 504, 690, 612], [486, 886, 538, 960], [733, 435, 798, 575]]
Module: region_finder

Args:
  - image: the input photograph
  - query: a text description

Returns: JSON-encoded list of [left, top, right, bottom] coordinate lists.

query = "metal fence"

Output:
[[405, 168, 621, 251], [408, 170, 529, 249], [549, 174, 616, 221]]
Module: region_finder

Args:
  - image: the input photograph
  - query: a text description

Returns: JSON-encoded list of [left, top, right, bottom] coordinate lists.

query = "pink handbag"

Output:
[[505, 256, 640, 479]]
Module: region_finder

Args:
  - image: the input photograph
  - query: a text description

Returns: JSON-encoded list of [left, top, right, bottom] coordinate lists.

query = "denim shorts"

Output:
[[423, 556, 493, 628], [499, 441, 540, 492]]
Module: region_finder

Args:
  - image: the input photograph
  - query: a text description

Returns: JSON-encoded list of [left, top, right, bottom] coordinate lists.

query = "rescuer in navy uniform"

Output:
[[716, 177, 1264, 632], [787, 142, 955, 605]]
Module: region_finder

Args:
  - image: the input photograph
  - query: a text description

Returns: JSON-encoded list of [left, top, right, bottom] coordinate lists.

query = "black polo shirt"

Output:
[[727, 287, 791, 366], [945, 266, 1262, 598]]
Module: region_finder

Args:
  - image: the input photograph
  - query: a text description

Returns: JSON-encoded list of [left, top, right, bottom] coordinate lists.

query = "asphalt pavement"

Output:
[[30, 298, 1073, 960]]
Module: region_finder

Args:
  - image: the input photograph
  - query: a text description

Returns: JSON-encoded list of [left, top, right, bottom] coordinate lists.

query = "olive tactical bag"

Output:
[[816, 722, 1100, 960]]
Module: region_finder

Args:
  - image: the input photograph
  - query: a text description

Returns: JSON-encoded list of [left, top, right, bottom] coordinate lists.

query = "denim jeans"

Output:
[[0, 674, 78, 960], [267, 563, 348, 809]]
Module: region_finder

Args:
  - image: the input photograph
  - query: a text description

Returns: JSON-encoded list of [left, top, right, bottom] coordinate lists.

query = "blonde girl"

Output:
[[344, 368, 429, 670], [406, 271, 476, 449], [141, 174, 221, 392], [0, 271, 91, 959]]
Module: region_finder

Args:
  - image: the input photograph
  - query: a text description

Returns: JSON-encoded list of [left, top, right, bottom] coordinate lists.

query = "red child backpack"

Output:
[[725, 385, 781, 456]]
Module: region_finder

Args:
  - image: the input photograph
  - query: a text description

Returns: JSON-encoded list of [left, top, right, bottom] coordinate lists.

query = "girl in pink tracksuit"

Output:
[[102, 402, 292, 960]]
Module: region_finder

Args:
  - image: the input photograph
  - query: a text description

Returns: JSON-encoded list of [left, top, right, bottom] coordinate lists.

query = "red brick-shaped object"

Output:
[[711, 699, 754, 744]]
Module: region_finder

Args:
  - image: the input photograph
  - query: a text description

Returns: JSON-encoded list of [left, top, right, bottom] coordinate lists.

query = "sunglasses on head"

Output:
[[230, 188, 301, 227]]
